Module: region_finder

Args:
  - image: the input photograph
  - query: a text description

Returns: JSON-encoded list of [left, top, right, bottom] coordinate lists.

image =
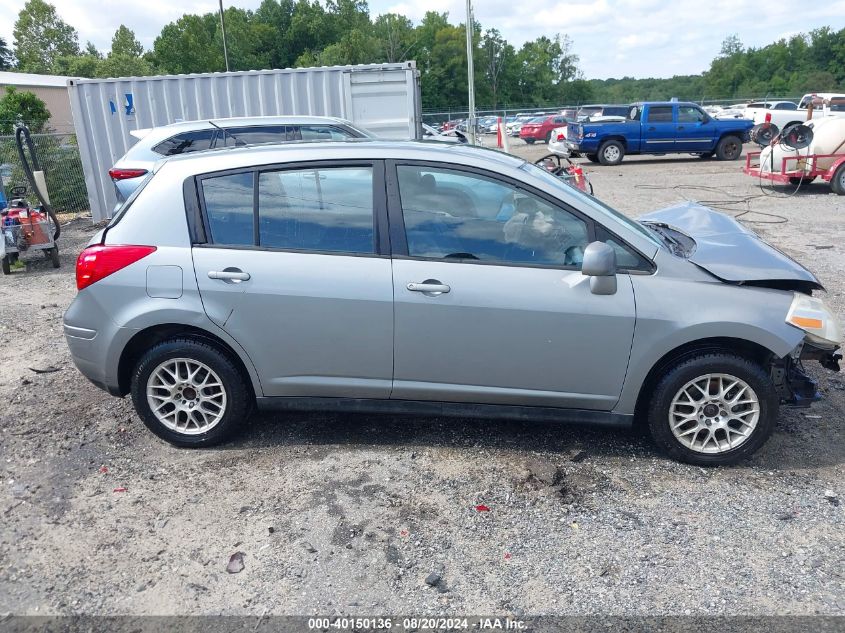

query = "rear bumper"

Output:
[[64, 294, 138, 397]]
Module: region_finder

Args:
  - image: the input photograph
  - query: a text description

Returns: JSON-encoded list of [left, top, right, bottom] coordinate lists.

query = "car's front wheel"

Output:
[[131, 337, 252, 447], [647, 352, 778, 466], [715, 135, 742, 160]]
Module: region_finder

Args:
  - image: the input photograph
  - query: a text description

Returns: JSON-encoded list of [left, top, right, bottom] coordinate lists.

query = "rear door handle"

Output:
[[208, 269, 251, 282], [407, 281, 450, 294]]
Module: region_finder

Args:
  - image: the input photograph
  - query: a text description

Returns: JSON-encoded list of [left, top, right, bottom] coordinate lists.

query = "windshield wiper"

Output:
[[642, 222, 687, 257]]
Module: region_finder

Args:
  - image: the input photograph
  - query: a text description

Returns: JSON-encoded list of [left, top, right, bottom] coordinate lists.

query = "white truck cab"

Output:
[[753, 93, 845, 128]]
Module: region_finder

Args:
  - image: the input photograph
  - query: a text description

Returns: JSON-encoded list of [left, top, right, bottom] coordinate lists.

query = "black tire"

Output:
[[788, 176, 815, 187], [1, 256, 9, 275], [715, 135, 742, 161], [597, 140, 624, 166], [647, 352, 778, 466], [545, 131, 553, 144], [585, 153, 600, 163], [130, 337, 252, 447], [49, 246, 60, 268], [831, 164, 845, 196], [524, 138, 535, 145]]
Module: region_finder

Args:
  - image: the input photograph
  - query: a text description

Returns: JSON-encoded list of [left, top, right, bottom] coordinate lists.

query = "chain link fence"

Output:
[[0, 133, 89, 216]]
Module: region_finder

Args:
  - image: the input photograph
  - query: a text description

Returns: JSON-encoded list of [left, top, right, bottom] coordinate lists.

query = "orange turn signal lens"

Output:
[[790, 316, 823, 329]]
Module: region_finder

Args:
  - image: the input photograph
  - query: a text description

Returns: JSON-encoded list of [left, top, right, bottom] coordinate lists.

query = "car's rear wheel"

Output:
[[598, 140, 624, 165], [131, 338, 252, 447], [715, 135, 742, 161], [585, 153, 599, 163], [1, 256, 9, 275], [647, 352, 778, 466], [524, 138, 535, 144], [545, 131, 553, 144]]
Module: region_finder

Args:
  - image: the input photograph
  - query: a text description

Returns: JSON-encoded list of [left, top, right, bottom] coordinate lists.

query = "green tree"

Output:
[[96, 54, 153, 78], [480, 29, 516, 107], [0, 87, 51, 134], [53, 53, 100, 77], [317, 29, 381, 66], [255, 0, 295, 67], [153, 13, 223, 74], [83, 41, 102, 58], [373, 13, 416, 62], [0, 38, 14, 70], [13, 0, 79, 73], [216, 8, 274, 72], [516, 35, 580, 105], [111, 25, 144, 57]]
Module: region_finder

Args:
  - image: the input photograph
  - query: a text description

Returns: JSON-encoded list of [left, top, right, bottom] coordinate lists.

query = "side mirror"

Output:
[[702, 115, 711, 124], [582, 241, 617, 295]]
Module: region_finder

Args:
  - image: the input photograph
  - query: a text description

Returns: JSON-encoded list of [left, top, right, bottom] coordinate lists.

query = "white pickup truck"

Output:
[[752, 93, 845, 129]]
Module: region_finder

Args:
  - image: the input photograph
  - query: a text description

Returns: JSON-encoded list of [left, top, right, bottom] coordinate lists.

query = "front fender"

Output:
[[615, 275, 804, 414]]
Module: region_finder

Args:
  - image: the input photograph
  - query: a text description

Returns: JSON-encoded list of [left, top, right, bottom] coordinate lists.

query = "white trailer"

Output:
[[68, 62, 422, 222]]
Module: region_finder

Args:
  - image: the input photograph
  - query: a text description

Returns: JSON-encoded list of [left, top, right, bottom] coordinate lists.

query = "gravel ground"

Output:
[[0, 142, 843, 617]]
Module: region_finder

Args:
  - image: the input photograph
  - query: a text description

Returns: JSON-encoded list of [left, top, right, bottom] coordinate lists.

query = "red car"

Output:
[[519, 114, 568, 144]]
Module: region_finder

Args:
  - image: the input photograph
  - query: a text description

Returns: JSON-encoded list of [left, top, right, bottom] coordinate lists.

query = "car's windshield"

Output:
[[519, 162, 662, 249]]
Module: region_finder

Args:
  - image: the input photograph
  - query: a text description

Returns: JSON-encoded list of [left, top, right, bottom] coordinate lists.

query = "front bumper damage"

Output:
[[772, 340, 842, 407]]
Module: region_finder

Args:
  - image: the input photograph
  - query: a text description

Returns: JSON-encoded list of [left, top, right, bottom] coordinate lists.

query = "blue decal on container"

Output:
[[109, 100, 117, 114], [124, 93, 135, 116]]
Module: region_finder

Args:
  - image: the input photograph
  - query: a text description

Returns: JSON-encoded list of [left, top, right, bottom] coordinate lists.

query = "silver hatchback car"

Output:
[[64, 141, 842, 465]]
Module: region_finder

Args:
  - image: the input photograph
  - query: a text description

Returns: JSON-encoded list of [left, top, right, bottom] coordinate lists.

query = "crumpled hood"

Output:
[[639, 202, 823, 291]]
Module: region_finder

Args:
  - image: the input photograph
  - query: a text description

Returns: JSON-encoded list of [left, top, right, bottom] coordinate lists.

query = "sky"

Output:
[[0, 0, 844, 79]]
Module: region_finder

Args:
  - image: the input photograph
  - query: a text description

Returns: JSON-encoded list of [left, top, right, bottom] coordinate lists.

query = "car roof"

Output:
[[159, 140, 525, 176]]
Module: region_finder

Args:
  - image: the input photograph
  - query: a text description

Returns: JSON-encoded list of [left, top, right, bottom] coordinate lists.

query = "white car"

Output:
[[547, 126, 570, 156], [752, 93, 845, 129]]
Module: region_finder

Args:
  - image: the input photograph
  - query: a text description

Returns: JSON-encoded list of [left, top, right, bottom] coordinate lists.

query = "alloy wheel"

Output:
[[146, 358, 227, 435], [668, 373, 760, 454]]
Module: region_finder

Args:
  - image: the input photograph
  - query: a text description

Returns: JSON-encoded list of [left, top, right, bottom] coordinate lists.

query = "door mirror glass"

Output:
[[582, 241, 617, 295]]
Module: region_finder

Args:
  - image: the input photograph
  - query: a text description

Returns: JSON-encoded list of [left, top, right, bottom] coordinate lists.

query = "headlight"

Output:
[[786, 293, 844, 346]]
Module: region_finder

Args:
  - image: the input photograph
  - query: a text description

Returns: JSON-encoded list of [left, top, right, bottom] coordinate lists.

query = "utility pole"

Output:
[[219, 0, 231, 72], [465, 0, 476, 145]]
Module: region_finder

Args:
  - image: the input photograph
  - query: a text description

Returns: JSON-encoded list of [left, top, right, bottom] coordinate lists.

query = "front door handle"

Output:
[[407, 281, 451, 294], [208, 269, 251, 283]]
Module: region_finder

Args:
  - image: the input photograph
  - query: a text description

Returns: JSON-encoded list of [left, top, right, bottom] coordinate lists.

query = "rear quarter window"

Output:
[[200, 172, 255, 246], [153, 130, 215, 156]]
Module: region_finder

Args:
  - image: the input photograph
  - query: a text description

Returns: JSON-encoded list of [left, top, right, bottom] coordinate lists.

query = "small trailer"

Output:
[[743, 151, 845, 195]]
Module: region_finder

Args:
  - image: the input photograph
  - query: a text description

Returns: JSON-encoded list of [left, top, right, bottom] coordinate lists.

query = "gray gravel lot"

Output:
[[0, 141, 843, 617]]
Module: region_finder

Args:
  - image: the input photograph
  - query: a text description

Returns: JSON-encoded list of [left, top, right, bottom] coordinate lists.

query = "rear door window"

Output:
[[258, 167, 374, 253], [153, 130, 215, 156], [646, 106, 674, 122]]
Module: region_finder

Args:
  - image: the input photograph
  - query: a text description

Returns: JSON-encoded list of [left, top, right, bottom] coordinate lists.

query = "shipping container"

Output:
[[68, 62, 422, 221]]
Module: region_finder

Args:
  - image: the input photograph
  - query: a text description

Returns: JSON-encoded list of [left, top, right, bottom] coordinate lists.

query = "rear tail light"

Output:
[[556, 133, 565, 141], [108, 168, 148, 181], [76, 244, 156, 290]]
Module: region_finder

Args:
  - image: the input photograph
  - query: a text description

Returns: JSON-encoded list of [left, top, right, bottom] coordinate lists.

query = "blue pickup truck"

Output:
[[567, 102, 754, 165]]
